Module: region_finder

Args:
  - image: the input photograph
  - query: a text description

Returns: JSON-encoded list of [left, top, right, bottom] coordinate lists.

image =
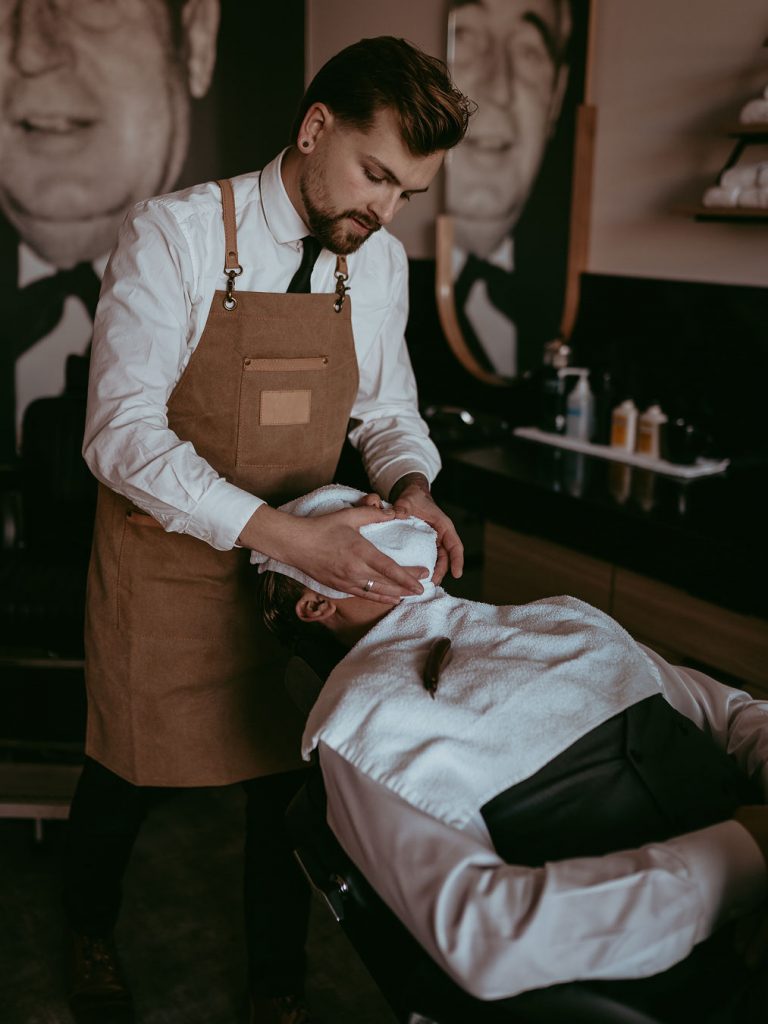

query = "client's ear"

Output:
[[295, 591, 337, 624]]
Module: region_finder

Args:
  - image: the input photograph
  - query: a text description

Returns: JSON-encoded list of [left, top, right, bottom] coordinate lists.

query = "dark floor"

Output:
[[0, 784, 398, 1024]]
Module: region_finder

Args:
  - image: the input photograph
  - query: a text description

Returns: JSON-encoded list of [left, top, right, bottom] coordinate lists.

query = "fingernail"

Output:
[[382, 508, 395, 516]]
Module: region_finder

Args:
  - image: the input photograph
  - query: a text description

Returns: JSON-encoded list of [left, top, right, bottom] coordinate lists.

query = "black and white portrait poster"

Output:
[[0, 0, 303, 464], [445, 0, 591, 379]]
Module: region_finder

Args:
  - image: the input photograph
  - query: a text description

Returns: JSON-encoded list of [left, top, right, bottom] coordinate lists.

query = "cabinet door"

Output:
[[483, 524, 613, 612], [612, 569, 768, 697]]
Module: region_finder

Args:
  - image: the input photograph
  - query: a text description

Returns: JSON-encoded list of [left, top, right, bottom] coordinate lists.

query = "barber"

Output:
[[63, 36, 471, 1024]]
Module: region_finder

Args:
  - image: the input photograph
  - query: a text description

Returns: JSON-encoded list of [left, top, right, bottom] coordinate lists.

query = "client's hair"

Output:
[[258, 570, 348, 680], [258, 570, 307, 646]]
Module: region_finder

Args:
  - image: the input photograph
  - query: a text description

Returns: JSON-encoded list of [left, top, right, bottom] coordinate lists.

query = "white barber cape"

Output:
[[304, 592, 768, 1000]]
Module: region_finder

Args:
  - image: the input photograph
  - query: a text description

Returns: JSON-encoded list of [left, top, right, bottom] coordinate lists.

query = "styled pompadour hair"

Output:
[[292, 36, 474, 156]]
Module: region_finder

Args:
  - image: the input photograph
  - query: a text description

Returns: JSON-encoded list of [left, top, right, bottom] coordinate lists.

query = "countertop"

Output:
[[435, 436, 768, 619]]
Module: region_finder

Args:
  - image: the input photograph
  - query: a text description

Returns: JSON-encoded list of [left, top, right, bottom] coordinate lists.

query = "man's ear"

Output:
[[182, 0, 221, 100], [297, 103, 334, 154], [295, 590, 337, 624]]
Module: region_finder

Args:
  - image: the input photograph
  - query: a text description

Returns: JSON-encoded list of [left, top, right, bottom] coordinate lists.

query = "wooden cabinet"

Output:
[[484, 522, 768, 698]]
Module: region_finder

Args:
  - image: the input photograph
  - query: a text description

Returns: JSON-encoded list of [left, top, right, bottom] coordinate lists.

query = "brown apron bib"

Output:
[[84, 179, 359, 786]]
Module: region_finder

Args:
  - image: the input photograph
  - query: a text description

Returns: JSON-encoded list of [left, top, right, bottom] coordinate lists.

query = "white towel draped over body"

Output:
[[303, 589, 663, 829]]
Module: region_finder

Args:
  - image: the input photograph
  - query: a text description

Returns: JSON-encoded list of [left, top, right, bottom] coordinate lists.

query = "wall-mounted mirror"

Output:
[[437, 0, 595, 385]]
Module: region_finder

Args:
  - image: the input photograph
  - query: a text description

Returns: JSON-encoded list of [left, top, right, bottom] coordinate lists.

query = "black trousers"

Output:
[[62, 757, 311, 997]]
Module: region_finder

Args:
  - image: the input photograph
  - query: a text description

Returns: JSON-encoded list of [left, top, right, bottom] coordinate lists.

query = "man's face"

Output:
[[446, 0, 569, 252], [298, 106, 444, 256], [0, 0, 218, 266]]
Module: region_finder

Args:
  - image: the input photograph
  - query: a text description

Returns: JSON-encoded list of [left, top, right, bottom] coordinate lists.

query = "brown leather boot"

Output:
[[67, 930, 134, 1023], [250, 993, 316, 1024]]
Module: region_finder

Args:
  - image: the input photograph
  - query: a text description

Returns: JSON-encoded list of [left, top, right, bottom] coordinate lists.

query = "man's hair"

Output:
[[292, 36, 474, 156], [258, 570, 313, 647]]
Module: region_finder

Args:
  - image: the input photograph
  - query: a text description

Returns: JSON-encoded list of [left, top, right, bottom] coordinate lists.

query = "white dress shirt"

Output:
[[319, 648, 768, 1000], [83, 151, 440, 550]]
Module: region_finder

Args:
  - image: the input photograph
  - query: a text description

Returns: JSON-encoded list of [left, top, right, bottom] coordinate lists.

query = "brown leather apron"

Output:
[[84, 179, 359, 787]]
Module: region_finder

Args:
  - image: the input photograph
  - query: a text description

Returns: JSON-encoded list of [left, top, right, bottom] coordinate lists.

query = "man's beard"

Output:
[[299, 166, 380, 255]]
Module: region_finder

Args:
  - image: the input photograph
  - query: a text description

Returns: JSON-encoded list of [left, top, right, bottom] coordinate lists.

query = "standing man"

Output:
[[64, 35, 471, 1024], [0, 0, 220, 457], [445, 0, 572, 377]]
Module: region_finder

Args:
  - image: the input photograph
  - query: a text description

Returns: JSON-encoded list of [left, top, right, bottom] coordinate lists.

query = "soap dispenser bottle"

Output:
[[537, 340, 571, 434], [560, 368, 595, 442]]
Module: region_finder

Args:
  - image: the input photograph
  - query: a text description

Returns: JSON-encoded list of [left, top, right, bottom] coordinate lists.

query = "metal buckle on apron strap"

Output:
[[334, 255, 349, 313], [223, 262, 243, 311]]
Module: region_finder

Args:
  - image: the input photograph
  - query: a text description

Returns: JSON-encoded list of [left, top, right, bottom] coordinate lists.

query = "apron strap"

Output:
[[216, 179, 241, 272], [216, 179, 243, 310]]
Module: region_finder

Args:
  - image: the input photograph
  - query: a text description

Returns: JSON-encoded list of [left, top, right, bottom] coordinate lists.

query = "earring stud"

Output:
[[301, 140, 309, 149]]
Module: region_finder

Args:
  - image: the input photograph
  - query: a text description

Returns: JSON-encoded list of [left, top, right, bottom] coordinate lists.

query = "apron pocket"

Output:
[[236, 354, 350, 468], [116, 516, 245, 640]]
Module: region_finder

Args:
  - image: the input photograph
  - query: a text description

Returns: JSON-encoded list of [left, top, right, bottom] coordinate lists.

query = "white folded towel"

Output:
[[249, 484, 438, 599], [721, 164, 760, 190], [739, 97, 768, 124], [303, 589, 662, 829], [737, 186, 768, 208], [702, 185, 740, 207]]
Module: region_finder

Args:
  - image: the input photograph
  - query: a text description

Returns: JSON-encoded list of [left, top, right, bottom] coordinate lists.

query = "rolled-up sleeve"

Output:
[[321, 744, 767, 1000], [83, 200, 263, 550], [348, 242, 441, 500]]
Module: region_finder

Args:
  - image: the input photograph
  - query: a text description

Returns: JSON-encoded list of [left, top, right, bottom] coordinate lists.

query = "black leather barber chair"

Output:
[[0, 354, 93, 831], [0, 352, 95, 660], [286, 767, 662, 1024], [282, 659, 663, 1024]]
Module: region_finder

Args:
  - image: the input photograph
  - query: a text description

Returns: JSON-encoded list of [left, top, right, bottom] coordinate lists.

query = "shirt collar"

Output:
[[260, 148, 310, 246]]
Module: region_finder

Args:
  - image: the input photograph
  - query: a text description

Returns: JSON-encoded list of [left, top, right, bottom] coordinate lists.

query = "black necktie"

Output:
[[286, 236, 321, 294]]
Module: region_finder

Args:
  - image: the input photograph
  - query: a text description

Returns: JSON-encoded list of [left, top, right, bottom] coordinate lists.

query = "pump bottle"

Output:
[[560, 368, 595, 442]]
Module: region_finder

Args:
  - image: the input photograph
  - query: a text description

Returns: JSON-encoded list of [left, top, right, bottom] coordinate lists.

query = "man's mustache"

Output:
[[338, 211, 381, 233]]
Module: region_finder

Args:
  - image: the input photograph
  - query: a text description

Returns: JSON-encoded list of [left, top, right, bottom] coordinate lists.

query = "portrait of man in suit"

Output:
[[445, 0, 582, 379], [0, 0, 220, 460]]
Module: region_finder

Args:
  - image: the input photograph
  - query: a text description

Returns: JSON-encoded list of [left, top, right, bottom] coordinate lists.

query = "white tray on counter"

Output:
[[512, 427, 730, 480]]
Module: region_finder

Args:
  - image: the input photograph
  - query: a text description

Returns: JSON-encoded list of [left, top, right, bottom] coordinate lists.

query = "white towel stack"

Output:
[[703, 160, 768, 208]]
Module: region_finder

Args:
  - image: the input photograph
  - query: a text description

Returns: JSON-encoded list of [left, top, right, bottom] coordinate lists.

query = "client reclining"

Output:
[[254, 485, 768, 1020]]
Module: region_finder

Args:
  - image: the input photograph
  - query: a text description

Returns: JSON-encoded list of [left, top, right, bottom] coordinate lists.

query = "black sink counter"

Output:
[[435, 437, 768, 619]]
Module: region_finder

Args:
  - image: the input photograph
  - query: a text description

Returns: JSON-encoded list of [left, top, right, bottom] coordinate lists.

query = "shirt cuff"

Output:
[[370, 457, 439, 503], [183, 477, 264, 550], [668, 819, 768, 937]]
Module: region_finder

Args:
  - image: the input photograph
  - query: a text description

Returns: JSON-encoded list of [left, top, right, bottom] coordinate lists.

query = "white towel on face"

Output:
[[303, 590, 662, 830], [249, 484, 438, 599]]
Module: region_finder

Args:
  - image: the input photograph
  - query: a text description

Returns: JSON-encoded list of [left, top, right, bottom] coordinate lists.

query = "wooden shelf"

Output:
[[682, 204, 768, 222], [726, 123, 768, 138]]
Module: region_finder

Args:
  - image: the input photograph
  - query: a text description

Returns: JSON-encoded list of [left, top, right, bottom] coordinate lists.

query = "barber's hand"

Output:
[[389, 474, 464, 585], [240, 503, 428, 604]]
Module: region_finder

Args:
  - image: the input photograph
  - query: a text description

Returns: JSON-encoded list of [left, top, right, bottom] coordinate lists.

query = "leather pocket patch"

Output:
[[259, 389, 311, 426]]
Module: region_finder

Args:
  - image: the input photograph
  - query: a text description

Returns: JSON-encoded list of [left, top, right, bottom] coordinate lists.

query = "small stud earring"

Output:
[[301, 140, 309, 149]]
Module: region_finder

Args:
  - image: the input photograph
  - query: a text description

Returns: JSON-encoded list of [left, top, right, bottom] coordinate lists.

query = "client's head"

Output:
[[254, 485, 439, 649]]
